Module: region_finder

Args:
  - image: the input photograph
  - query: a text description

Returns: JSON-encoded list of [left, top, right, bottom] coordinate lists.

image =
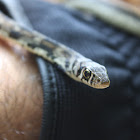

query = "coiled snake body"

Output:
[[0, 12, 110, 89]]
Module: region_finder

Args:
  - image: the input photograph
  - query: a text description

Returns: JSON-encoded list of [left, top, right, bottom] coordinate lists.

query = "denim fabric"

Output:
[[20, 0, 140, 140]]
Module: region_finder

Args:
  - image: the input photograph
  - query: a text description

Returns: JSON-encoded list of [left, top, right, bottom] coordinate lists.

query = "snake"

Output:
[[0, 11, 110, 89]]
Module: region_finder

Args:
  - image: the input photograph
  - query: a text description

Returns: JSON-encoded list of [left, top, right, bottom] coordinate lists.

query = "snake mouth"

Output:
[[101, 81, 110, 88], [100, 79, 110, 89], [92, 79, 110, 89]]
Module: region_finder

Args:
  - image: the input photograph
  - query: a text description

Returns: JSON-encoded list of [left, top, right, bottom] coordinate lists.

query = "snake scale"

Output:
[[0, 12, 110, 89]]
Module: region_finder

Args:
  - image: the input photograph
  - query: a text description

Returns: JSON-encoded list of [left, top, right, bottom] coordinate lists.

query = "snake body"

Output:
[[0, 12, 110, 89]]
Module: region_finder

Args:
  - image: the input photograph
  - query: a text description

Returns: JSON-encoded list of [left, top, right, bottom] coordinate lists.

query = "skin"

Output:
[[122, 0, 140, 6], [0, 12, 109, 89], [0, 37, 43, 140]]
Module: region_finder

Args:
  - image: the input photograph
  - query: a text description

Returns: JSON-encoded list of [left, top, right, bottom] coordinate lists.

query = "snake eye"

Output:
[[83, 68, 91, 80]]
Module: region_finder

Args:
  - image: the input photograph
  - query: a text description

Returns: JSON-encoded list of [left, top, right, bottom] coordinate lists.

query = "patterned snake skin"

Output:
[[0, 12, 110, 89]]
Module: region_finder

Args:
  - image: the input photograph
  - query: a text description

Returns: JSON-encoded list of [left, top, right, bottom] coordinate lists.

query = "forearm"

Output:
[[0, 38, 43, 140]]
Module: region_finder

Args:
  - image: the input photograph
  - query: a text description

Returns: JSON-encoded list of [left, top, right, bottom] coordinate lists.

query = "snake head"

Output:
[[74, 60, 110, 89]]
